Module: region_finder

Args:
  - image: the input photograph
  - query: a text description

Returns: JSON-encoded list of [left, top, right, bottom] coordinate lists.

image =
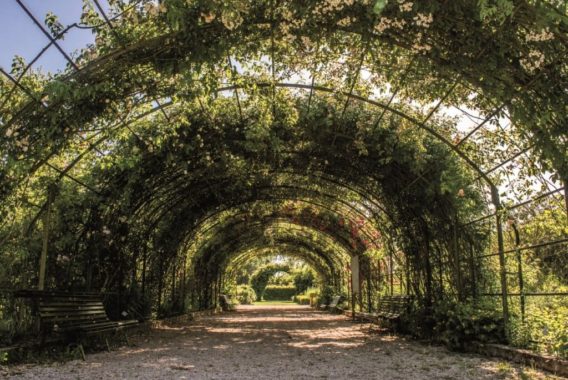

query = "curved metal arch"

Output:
[[190, 217, 356, 263], [169, 188, 387, 264], [189, 211, 379, 267], [190, 218, 359, 278], [224, 244, 337, 281], [105, 147, 399, 226], [122, 169, 394, 250], [182, 199, 384, 261], [3, 3, 560, 205], [193, 229, 350, 286], [216, 82, 495, 189]]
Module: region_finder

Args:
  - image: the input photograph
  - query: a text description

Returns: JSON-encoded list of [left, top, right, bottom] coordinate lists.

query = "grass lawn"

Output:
[[253, 300, 295, 305]]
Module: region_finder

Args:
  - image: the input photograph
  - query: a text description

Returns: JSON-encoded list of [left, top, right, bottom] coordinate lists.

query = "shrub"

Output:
[[293, 295, 311, 305], [293, 268, 316, 294], [431, 300, 506, 351], [236, 285, 256, 305], [263, 285, 296, 301], [510, 301, 568, 359], [316, 285, 335, 306], [294, 287, 321, 306]]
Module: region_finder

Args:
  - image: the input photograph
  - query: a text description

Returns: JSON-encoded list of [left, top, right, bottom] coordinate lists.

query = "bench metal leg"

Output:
[[78, 344, 86, 361], [105, 338, 111, 352], [67, 343, 86, 361]]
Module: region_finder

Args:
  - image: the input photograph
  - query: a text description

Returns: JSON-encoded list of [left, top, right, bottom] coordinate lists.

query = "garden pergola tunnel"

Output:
[[0, 0, 566, 357]]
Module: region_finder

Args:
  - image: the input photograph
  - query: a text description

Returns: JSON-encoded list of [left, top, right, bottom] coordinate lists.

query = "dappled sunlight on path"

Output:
[[5, 305, 558, 379]]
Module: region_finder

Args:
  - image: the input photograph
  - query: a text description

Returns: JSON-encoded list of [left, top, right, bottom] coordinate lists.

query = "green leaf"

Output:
[[373, 0, 388, 15]]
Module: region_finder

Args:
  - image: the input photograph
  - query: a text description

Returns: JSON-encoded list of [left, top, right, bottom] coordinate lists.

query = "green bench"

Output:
[[319, 295, 343, 312], [355, 295, 412, 329], [15, 290, 139, 359], [219, 294, 236, 311]]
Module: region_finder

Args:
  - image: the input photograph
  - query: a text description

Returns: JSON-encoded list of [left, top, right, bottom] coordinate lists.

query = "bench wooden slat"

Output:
[[320, 295, 343, 311], [42, 316, 109, 324], [39, 302, 104, 306], [18, 290, 140, 337], [354, 295, 412, 325], [39, 309, 106, 314]]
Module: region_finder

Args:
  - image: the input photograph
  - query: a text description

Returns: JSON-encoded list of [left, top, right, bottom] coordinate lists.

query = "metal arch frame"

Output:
[[214, 80, 511, 326], [188, 216, 370, 268], [180, 166, 392, 230], [0, 38, 537, 198], [186, 206, 382, 263], [127, 183, 389, 278], [3, 72, 515, 328], [182, 197, 384, 252], [130, 167, 391, 227], [188, 224, 352, 290], [134, 180, 392, 258], [223, 243, 339, 281], [5, 2, 565, 330], [216, 81, 497, 188], [193, 221, 353, 273], [0, 1, 561, 198], [191, 218, 356, 260], [108, 161, 399, 243], [1, 57, 541, 206]]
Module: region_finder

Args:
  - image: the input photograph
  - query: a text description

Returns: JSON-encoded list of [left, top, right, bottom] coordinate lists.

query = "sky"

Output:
[[0, 0, 111, 74]]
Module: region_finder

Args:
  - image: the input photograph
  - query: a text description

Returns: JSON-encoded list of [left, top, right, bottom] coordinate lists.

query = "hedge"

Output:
[[263, 286, 296, 301]]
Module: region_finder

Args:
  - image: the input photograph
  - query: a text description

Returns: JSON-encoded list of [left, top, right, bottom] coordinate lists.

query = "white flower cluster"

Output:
[[4, 127, 30, 152], [337, 16, 356, 27], [15, 136, 29, 152], [279, 8, 306, 43], [414, 13, 433, 28], [281, 8, 294, 21], [201, 12, 216, 23], [525, 28, 554, 42], [520, 49, 546, 74], [4, 126, 15, 138], [301, 36, 314, 50], [144, 2, 166, 17], [398, 0, 413, 12], [411, 32, 432, 53], [221, 11, 243, 31], [315, 0, 350, 15], [374, 17, 406, 33]]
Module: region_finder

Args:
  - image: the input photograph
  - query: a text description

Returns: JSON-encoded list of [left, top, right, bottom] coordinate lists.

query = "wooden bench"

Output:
[[319, 295, 343, 312], [355, 295, 412, 329], [219, 294, 235, 311], [15, 290, 139, 359]]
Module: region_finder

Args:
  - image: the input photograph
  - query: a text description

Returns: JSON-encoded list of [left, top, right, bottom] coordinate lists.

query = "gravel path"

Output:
[[2, 304, 560, 379]]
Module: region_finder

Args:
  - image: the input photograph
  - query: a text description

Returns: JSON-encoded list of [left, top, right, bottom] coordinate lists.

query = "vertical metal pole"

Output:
[[389, 250, 394, 296], [39, 186, 55, 290], [181, 256, 187, 310], [492, 186, 510, 339], [377, 258, 381, 294], [348, 268, 354, 320], [405, 254, 410, 296], [367, 261, 372, 312], [157, 259, 163, 314], [469, 242, 477, 300], [453, 215, 463, 300], [512, 223, 525, 322], [171, 260, 176, 307], [141, 245, 147, 297]]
